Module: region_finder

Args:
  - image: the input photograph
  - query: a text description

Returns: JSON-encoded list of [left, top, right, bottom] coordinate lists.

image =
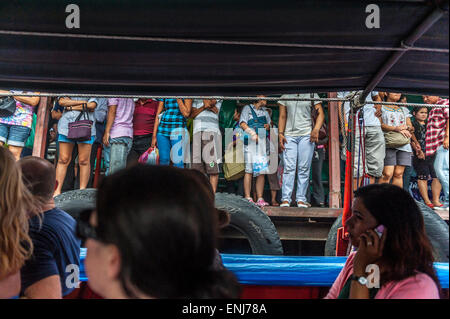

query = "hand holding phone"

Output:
[[374, 224, 385, 238]]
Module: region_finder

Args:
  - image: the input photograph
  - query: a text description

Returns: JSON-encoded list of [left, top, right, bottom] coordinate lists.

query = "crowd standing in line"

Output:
[[0, 90, 448, 209]]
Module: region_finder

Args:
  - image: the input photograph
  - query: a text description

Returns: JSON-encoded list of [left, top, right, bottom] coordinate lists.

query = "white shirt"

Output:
[[277, 93, 321, 137], [337, 91, 381, 127], [192, 99, 222, 134], [381, 105, 412, 152]]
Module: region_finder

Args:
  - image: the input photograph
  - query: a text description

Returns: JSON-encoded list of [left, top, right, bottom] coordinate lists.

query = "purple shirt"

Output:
[[107, 98, 135, 139]]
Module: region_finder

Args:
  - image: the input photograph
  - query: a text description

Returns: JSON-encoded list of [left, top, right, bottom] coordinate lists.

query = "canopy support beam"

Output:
[[359, 1, 449, 103]]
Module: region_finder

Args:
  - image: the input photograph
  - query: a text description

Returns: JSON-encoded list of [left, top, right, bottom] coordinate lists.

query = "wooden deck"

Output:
[[262, 206, 449, 221], [221, 206, 448, 242]]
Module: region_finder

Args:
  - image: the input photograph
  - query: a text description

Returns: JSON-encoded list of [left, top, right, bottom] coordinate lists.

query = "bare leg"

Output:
[[379, 166, 394, 184], [271, 190, 279, 206], [209, 174, 219, 193], [8, 145, 24, 161], [418, 179, 432, 204], [353, 177, 363, 191], [431, 178, 443, 206], [55, 142, 75, 196], [77, 143, 93, 190], [255, 174, 265, 199], [392, 165, 405, 188], [244, 173, 253, 199]]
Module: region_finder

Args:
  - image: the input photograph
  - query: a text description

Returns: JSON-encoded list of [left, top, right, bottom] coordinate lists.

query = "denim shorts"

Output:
[[58, 134, 95, 145], [0, 123, 31, 147]]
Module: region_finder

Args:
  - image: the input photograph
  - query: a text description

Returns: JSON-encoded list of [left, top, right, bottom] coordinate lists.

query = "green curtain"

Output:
[[24, 113, 37, 150]]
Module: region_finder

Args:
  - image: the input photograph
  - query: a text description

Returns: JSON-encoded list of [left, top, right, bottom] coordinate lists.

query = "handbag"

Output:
[[67, 104, 93, 142], [384, 131, 410, 148], [310, 93, 328, 145], [0, 96, 17, 118], [383, 108, 410, 148], [138, 146, 160, 165], [223, 140, 245, 181]]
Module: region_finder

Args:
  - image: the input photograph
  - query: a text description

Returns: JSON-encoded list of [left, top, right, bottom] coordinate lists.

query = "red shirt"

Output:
[[133, 99, 159, 136], [425, 99, 449, 157]]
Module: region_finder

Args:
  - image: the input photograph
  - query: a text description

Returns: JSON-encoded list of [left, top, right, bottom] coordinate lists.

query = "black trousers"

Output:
[[308, 147, 326, 206], [127, 134, 153, 166]]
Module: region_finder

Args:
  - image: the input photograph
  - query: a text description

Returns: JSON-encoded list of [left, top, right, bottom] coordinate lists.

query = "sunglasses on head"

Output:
[[76, 209, 101, 242]]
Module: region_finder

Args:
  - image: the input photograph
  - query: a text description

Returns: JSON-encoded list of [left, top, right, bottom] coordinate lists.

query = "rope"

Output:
[[0, 92, 447, 108], [339, 98, 347, 152], [0, 29, 448, 53]]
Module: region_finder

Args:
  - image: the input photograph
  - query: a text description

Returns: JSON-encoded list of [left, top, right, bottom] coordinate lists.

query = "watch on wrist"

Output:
[[350, 274, 368, 286]]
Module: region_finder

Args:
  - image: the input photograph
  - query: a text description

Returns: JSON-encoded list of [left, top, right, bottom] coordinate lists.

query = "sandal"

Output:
[[246, 197, 255, 204], [256, 198, 270, 207]]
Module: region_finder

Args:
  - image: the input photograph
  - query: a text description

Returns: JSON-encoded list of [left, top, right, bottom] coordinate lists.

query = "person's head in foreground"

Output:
[[345, 183, 440, 297], [0, 147, 34, 298], [82, 165, 241, 299]]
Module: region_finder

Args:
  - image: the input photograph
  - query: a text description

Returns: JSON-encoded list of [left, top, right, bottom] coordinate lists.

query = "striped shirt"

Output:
[[192, 99, 222, 134], [157, 99, 187, 136], [425, 99, 449, 157]]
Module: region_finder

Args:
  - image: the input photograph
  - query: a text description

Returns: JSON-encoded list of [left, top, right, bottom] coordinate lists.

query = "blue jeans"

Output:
[[281, 135, 315, 203], [103, 136, 132, 175], [434, 145, 449, 206], [0, 123, 31, 147], [157, 130, 189, 168]]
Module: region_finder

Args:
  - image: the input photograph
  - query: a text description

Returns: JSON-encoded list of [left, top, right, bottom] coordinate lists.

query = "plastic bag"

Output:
[[138, 146, 160, 165], [252, 145, 269, 175]]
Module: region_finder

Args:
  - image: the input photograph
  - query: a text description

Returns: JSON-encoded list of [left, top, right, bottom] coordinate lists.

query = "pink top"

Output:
[[107, 98, 135, 139], [324, 252, 440, 299]]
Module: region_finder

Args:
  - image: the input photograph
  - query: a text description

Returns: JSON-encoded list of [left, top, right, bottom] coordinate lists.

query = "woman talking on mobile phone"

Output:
[[325, 184, 440, 299]]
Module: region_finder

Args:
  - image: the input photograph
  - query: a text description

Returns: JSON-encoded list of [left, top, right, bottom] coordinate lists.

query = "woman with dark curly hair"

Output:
[[79, 165, 241, 299], [325, 183, 440, 299]]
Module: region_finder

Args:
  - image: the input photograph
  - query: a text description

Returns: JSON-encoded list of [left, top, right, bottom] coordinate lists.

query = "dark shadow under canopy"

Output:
[[0, 0, 448, 97]]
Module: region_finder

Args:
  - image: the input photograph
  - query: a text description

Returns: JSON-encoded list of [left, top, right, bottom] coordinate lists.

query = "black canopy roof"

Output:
[[0, 0, 448, 97]]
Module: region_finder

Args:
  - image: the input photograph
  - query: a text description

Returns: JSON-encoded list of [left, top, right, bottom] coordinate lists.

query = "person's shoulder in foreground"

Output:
[[21, 207, 80, 297], [18, 156, 81, 298], [325, 252, 440, 299]]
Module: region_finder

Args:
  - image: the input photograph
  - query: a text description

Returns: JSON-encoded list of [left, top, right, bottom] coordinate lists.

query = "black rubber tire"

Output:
[[324, 201, 449, 262], [324, 214, 343, 257], [54, 189, 284, 256], [54, 189, 97, 220], [215, 193, 284, 255]]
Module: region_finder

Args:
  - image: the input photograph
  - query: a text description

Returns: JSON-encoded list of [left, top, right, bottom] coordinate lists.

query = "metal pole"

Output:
[[359, 2, 448, 104]]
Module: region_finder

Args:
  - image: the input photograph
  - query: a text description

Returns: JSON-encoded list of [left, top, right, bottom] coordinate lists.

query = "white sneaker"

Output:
[[297, 201, 311, 208], [280, 201, 290, 207]]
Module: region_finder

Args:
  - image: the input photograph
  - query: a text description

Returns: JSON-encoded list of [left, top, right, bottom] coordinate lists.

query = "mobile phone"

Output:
[[374, 224, 385, 238]]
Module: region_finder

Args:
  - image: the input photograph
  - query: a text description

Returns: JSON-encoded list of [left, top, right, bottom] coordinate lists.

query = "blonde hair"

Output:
[[0, 147, 35, 277]]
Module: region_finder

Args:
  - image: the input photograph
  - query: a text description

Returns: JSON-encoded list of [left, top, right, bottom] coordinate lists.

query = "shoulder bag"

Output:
[[67, 104, 93, 142], [0, 96, 17, 118], [383, 107, 410, 148]]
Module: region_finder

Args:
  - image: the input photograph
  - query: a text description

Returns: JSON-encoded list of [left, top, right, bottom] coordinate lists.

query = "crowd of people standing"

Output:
[[0, 90, 448, 210]]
